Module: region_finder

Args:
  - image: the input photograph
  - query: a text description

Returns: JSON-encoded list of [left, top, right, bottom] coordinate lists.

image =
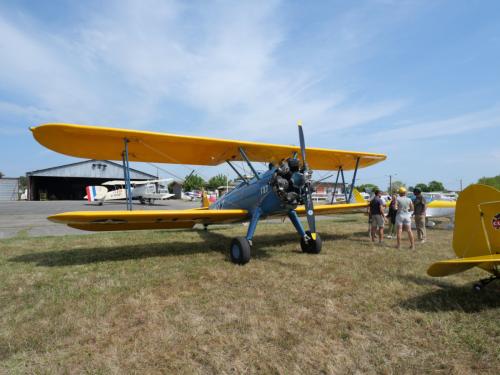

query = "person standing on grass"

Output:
[[369, 189, 386, 243], [413, 188, 427, 243], [386, 193, 398, 239], [395, 187, 415, 250]]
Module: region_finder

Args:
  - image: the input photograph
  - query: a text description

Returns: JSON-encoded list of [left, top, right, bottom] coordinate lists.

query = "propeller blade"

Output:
[[297, 121, 316, 240], [298, 121, 308, 170]]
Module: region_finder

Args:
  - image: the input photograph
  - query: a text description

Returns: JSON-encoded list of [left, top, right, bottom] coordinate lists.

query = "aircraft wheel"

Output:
[[230, 237, 251, 265], [300, 231, 322, 254]]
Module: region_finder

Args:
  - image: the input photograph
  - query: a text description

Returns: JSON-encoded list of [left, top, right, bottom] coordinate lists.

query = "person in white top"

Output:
[[395, 187, 415, 250]]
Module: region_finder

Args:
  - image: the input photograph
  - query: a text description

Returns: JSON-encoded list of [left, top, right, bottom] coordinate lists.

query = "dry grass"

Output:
[[0, 214, 499, 374]]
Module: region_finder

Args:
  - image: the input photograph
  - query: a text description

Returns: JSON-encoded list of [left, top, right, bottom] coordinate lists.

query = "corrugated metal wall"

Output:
[[0, 178, 19, 201]]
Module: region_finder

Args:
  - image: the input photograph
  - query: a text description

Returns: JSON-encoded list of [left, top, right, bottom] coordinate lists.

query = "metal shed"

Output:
[[0, 178, 20, 201], [27, 160, 157, 200]]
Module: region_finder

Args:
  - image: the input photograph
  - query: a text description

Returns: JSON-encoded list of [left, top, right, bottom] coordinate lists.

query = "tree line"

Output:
[[181, 173, 229, 192], [357, 175, 500, 194]]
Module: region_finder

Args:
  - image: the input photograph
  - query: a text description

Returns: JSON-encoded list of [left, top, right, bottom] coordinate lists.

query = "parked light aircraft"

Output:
[[427, 184, 500, 290], [425, 199, 456, 225], [85, 179, 174, 205], [30, 122, 386, 264]]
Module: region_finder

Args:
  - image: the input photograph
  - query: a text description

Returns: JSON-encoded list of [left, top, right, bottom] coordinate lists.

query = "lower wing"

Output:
[[296, 202, 368, 215], [296, 188, 368, 215], [427, 254, 500, 277], [48, 209, 248, 231]]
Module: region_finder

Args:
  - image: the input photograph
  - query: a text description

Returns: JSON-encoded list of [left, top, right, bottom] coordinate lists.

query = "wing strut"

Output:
[[331, 167, 341, 204], [348, 157, 360, 202], [226, 160, 248, 184], [239, 147, 260, 180], [121, 138, 133, 211]]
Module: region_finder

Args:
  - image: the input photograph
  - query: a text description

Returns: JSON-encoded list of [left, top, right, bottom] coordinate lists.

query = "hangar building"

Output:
[[0, 178, 20, 201], [27, 160, 157, 200]]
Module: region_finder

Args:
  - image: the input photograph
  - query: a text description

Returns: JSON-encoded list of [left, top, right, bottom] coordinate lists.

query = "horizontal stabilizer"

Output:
[[427, 254, 500, 277]]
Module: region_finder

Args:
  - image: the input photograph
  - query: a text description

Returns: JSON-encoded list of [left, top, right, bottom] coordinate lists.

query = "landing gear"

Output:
[[473, 275, 498, 291], [229, 209, 261, 265], [300, 231, 322, 254], [230, 237, 251, 265]]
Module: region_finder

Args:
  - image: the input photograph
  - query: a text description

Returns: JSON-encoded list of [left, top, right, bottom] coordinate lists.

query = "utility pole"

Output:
[[460, 178, 463, 192], [385, 173, 397, 193]]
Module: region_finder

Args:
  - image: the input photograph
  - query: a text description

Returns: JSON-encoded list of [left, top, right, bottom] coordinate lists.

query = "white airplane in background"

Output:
[[85, 178, 174, 205]]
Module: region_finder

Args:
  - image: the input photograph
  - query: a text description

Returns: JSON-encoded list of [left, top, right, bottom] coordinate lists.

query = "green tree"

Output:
[[207, 174, 228, 190], [183, 173, 206, 192], [389, 180, 405, 193], [428, 180, 445, 191], [477, 175, 500, 189], [356, 183, 379, 193], [414, 183, 429, 192], [18, 176, 27, 190]]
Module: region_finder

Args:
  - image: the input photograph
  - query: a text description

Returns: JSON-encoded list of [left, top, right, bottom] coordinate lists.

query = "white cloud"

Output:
[[0, 0, 408, 143], [372, 105, 500, 141]]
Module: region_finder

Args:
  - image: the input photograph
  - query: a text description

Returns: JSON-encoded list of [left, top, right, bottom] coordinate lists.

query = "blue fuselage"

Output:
[[210, 168, 290, 219]]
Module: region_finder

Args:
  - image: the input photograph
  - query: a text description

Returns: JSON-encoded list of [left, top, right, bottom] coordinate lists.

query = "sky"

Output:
[[0, 0, 499, 191]]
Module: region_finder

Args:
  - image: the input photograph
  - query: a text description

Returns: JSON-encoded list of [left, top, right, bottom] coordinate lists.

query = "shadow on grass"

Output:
[[398, 274, 500, 312], [9, 230, 347, 267]]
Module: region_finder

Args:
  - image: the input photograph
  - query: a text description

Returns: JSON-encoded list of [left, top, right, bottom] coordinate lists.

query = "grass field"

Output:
[[1, 214, 499, 374]]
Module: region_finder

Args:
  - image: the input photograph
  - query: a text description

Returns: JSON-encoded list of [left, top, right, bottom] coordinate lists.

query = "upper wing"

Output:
[[49, 209, 248, 231], [427, 254, 500, 277], [31, 123, 386, 171], [102, 180, 144, 186]]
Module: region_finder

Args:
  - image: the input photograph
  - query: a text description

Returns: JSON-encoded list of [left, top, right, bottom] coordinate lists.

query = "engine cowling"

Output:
[[270, 158, 309, 206]]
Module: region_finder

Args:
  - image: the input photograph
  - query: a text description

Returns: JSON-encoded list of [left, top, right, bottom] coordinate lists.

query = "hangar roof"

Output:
[[27, 160, 157, 180]]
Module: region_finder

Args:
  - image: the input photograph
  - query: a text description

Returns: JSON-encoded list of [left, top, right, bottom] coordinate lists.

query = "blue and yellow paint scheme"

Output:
[[30, 123, 383, 264]]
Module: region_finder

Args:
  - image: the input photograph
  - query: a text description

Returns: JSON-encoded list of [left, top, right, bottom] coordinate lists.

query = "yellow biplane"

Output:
[[427, 184, 500, 290], [31, 122, 386, 264]]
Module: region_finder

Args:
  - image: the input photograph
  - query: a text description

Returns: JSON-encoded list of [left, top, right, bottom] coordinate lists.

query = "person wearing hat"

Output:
[[413, 188, 427, 243], [395, 186, 415, 250]]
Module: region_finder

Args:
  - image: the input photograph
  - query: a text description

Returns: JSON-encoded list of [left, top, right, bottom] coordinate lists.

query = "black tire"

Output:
[[300, 231, 322, 254], [230, 237, 251, 265]]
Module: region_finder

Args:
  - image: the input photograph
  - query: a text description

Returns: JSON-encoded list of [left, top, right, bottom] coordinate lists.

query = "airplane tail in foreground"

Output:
[[427, 184, 500, 278]]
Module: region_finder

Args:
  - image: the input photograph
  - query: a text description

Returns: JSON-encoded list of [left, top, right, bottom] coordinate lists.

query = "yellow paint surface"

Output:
[[427, 184, 500, 277], [31, 123, 386, 171], [49, 209, 248, 231]]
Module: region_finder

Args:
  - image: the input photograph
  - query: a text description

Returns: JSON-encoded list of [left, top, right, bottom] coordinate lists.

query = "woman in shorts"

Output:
[[395, 187, 415, 250]]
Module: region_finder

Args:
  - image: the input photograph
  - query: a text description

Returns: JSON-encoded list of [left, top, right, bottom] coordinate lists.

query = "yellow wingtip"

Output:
[[311, 232, 317, 240]]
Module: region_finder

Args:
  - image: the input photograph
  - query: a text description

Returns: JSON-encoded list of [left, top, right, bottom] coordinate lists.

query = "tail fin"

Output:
[[85, 186, 108, 202], [201, 191, 210, 208], [427, 184, 500, 277], [453, 184, 500, 259], [351, 188, 365, 204]]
